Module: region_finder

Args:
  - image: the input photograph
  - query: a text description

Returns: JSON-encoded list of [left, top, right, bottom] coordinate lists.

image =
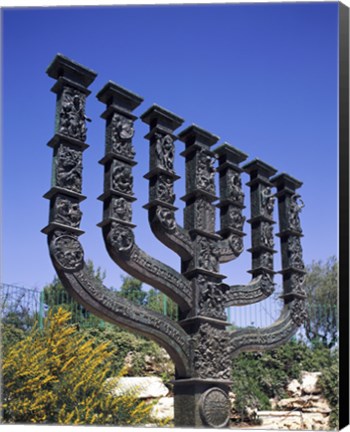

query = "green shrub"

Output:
[[319, 349, 339, 429], [81, 323, 168, 376], [2, 308, 154, 425], [231, 339, 337, 422]]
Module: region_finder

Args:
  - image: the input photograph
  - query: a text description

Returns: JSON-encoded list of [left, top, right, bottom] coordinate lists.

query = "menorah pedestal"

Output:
[[173, 378, 232, 427]]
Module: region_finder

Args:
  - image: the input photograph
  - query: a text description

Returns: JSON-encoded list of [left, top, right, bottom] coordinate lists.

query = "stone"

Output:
[[301, 397, 331, 414], [269, 397, 278, 409], [228, 391, 236, 408], [276, 394, 331, 415], [287, 378, 302, 397], [301, 412, 330, 430], [301, 371, 322, 394], [277, 394, 321, 410], [257, 410, 329, 430], [257, 410, 304, 429], [106, 376, 169, 399], [123, 351, 134, 373], [151, 397, 174, 421]]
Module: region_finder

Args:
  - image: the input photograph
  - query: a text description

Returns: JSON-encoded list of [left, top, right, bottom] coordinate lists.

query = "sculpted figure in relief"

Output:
[[56, 146, 82, 192], [111, 114, 136, 158], [197, 151, 215, 192], [155, 133, 174, 171], [230, 173, 244, 203], [55, 197, 82, 227], [112, 164, 133, 195], [289, 194, 304, 231], [112, 197, 131, 221], [261, 186, 275, 218], [59, 88, 89, 141]]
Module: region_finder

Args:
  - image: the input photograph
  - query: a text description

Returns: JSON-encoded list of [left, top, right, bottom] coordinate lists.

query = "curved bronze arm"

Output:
[[222, 273, 275, 307], [48, 231, 192, 377], [141, 106, 194, 261], [149, 211, 194, 261], [216, 233, 244, 264], [229, 303, 303, 358], [102, 222, 192, 312]]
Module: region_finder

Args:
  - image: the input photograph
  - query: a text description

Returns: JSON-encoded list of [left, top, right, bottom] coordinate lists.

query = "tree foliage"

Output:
[[118, 276, 178, 319], [82, 322, 174, 380], [319, 348, 339, 429], [118, 276, 147, 306], [42, 260, 106, 327], [303, 256, 338, 347], [2, 308, 154, 425]]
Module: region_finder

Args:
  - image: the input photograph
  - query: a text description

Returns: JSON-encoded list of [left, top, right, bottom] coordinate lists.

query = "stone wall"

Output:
[[107, 365, 333, 429]]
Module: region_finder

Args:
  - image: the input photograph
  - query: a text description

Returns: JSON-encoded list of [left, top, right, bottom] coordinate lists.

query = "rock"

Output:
[[301, 371, 322, 394], [143, 349, 174, 376], [269, 397, 278, 410], [277, 395, 330, 413], [246, 406, 258, 420], [257, 410, 329, 430], [106, 376, 169, 399], [229, 391, 236, 408], [301, 397, 331, 414], [277, 394, 322, 410], [257, 411, 304, 429], [123, 351, 134, 373], [301, 412, 329, 430], [151, 397, 174, 420], [287, 378, 302, 397]]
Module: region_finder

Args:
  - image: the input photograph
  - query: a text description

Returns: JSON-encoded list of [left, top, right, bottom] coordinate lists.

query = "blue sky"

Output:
[[2, 3, 339, 301]]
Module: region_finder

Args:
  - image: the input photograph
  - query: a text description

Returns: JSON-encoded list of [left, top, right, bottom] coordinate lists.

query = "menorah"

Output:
[[43, 54, 307, 428]]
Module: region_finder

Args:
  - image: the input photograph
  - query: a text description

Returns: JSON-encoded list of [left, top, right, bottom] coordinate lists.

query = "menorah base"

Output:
[[173, 378, 232, 428]]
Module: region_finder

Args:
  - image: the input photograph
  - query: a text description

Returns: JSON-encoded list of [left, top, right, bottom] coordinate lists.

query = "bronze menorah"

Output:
[[43, 54, 307, 428]]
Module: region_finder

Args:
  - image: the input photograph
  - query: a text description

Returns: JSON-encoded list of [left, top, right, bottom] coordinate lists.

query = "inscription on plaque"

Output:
[[199, 387, 230, 428]]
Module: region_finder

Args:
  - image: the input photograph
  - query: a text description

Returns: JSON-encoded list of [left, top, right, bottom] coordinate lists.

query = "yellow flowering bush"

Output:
[[2, 307, 154, 425]]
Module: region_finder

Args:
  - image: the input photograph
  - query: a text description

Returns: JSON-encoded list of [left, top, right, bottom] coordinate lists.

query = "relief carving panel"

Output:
[[58, 87, 88, 142], [56, 145, 82, 193]]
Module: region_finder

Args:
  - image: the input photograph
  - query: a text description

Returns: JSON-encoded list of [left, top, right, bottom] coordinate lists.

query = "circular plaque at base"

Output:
[[199, 387, 230, 428]]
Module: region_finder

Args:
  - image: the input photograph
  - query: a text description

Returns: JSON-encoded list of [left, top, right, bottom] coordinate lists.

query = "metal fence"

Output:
[[1, 282, 336, 337], [0, 282, 178, 330]]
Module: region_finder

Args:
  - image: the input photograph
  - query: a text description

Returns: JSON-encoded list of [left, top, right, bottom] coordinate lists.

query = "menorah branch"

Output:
[[103, 231, 193, 311], [229, 307, 299, 357], [96, 84, 192, 312], [272, 172, 308, 321], [216, 144, 247, 262], [48, 243, 191, 376], [222, 273, 275, 307], [141, 105, 193, 261]]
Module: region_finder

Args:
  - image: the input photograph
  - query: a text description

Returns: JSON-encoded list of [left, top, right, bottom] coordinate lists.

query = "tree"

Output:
[[118, 277, 178, 319], [118, 276, 147, 306], [303, 256, 338, 348], [146, 288, 178, 319], [42, 259, 106, 327], [1, 285, 37, 352], [2, 308, 154, 425]]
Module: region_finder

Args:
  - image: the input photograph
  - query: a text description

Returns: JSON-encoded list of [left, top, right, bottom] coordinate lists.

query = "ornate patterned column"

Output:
[[96, 81, 143, 250], [141, 105, 193, 261], [42, 54, 97, 266], [172, 126, 232, 428], [243, 159, 277, 283], [272, 173, 307, 315], [216, 143, 248, 262]]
